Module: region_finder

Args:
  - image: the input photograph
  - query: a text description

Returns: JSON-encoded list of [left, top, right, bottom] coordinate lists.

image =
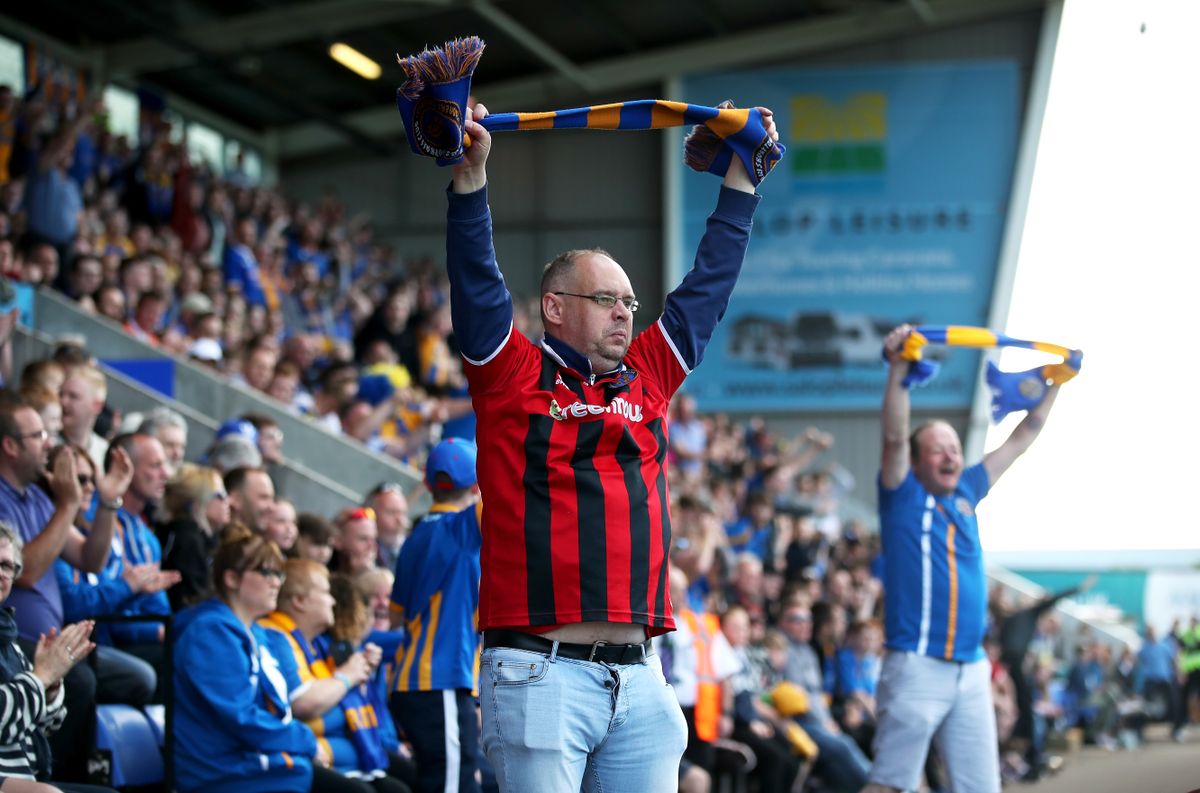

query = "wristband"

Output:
[[98, 496, 124, 511], [335, 673, 353, 691]]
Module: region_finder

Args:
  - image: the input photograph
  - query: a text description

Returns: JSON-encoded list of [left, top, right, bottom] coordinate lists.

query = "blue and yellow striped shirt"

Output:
[[878, 464, 990, 662], [390, 502, 482, 692]]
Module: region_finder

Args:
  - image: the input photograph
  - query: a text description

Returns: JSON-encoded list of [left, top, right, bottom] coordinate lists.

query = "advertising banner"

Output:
[[680, 62, 1020, 411]]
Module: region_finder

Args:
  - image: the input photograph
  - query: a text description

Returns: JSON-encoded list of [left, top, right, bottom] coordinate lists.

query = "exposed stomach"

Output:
[[541, 621, 646, 644]]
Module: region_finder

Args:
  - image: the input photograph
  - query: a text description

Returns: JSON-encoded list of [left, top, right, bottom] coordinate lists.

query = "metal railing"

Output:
[[13, 326, 370, 517], [22, 287, 425, 512]]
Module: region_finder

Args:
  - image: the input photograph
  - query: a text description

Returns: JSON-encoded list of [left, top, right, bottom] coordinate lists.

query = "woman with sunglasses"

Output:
[[173, 529, 321, 793], [160, 463, 231, 611], [37, 443, 131, 538], [175, 530, 390, 793]]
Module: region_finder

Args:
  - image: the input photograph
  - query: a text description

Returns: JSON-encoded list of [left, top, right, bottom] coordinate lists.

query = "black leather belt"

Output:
[[483, 629, 652, 665]]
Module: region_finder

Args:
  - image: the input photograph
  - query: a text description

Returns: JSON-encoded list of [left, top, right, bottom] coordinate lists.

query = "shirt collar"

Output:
[[540, 333, 624, 383], [0, 474, 28, 499]]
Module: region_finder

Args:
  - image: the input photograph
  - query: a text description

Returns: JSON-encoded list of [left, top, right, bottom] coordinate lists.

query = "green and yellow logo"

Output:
[[790, 93, 886, 175]]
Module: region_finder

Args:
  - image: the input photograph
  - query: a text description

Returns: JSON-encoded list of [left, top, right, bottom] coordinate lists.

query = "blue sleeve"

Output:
[[445, 185, 514, 363], [222, 246, 246, 288], [834, 649, 855, 698], [262, 629, 304, 695], [176, 616, 317, 755], [961, 463, 991, 505], [450, 506, 483, 552], [55, 559, 135, 624], [659, 187, 760, 370]]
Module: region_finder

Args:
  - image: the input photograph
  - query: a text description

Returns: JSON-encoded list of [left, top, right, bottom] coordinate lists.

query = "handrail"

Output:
[[987, 566, 1143, 655], [13, 326, 368, 517]]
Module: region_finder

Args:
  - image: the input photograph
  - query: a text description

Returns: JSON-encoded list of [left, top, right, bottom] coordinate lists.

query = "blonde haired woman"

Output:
[[160, 464, 231, 611]]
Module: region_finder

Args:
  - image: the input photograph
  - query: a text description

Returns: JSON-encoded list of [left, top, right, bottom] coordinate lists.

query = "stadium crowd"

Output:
[[0, 85, 1196, 793]]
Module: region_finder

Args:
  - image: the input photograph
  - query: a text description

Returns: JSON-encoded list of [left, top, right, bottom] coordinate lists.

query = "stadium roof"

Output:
[[2, 0, 1043, 160]]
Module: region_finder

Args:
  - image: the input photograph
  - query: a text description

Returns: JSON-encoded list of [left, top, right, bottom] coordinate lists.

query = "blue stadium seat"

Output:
[[95, 704, 164, 787], [143, 703, 166, 747]]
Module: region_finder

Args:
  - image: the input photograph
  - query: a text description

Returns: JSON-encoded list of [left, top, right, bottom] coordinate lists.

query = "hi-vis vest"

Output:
[[1181, 624, 1200, 675], [681, 610, 723, 742]]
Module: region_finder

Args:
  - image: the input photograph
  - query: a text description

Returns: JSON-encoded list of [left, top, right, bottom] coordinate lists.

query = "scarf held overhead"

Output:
[[896, 325, 1082, 422], [395, 36, 784, 185]]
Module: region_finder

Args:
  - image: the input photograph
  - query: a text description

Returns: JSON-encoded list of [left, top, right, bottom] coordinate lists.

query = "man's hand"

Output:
[[882, 324, 915, 365], [723, 105, 778, 193], [97, 447, 133, 505], [122, 562, 182, 594], [452, 102, 490, 194], [48, 450, 82, 510]]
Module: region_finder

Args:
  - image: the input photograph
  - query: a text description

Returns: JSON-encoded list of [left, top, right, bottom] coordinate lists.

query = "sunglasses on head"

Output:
[[345, 506, 375, 523]]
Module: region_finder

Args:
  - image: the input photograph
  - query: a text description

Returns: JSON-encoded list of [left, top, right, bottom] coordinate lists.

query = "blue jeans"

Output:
[[479, 645, 687, 793], [795, 713, 871, 792]]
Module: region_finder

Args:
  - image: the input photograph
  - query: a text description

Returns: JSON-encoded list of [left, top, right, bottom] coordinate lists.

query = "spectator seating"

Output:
[[94, 704, 165, 788]]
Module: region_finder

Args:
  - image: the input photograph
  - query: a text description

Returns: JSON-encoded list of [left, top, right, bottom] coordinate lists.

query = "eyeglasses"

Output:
[[0, 560, 23, 579], [77, 475, 95, 488], [553, 292, 640, 313], [249, 566, 286, 581], [8, 429, 48, 444]]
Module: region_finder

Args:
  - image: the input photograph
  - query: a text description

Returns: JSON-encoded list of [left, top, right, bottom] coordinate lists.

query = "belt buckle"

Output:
[[588, 640, 609, 662]]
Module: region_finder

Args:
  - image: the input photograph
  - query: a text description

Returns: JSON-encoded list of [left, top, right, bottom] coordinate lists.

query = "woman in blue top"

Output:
[[173, 530, 385, 793], [172, 529, 319, 793]]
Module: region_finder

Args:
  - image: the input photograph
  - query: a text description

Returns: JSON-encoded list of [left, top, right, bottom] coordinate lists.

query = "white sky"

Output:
[[978, 0, 1200, 552]]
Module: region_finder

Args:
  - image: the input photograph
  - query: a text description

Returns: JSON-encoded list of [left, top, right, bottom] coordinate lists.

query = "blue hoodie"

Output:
[[172, 598, 316, 793]]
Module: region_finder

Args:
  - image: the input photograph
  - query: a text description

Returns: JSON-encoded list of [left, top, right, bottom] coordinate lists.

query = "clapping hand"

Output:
[[33, 620, 95, 691], [47, 451, 82, 509], [98, 447, 134, 506], [122, 562, 182, 595]]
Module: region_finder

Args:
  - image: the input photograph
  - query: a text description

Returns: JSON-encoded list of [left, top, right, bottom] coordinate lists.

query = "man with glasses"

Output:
[[779, 601, 871, 790], [367, 482, 410, 573], [440, 101, 777, 792], [0, 397, 143, 781]]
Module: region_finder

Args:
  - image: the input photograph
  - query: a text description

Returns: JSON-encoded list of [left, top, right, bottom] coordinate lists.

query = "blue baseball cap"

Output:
[[425, 437, 477, 491], [356, 374, 396, 407], [216, 418, 259, 445]]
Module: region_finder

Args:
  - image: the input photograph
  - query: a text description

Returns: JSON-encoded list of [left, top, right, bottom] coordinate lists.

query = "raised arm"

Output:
[[38, 96, 101, 173], [60, 447, 133, 574], [659, 107, 776, 371], [880, 324, 914, 489], [982, 382, 1060, 486], [15, 452, 81, 587], [446, 102, 514, 364]]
